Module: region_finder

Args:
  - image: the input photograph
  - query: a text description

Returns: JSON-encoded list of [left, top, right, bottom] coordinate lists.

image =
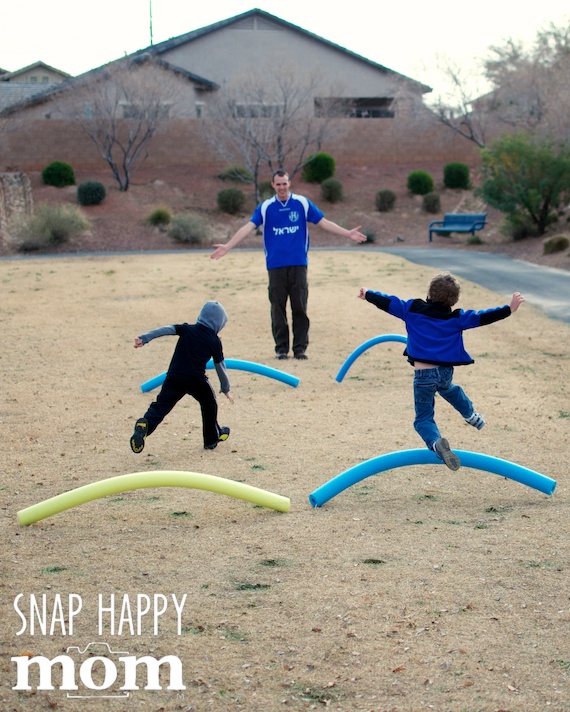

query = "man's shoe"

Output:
[[276, 352, 288, 360], [293, 351, 308, 360], [130, 418, 148, 454], [205, 426, 230, 450], [465, 412, 485, 430], [433, 438, 461, 471]]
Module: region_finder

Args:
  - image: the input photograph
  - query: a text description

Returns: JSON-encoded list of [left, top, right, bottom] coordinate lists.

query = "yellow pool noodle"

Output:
[[17, 471, 290, 525]]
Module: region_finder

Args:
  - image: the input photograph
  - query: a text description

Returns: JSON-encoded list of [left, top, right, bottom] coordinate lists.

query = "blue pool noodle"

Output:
[[141, 358, 300, 392], [308, 449, 556, 507], [336, 334, 407, 382]]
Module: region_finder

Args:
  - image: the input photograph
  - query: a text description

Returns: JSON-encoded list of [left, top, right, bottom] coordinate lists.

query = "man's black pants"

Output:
[[268, 265, 309, 355]]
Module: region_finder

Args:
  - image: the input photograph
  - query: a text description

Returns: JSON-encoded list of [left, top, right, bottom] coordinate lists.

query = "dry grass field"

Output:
[[1, 247, 569, 712]]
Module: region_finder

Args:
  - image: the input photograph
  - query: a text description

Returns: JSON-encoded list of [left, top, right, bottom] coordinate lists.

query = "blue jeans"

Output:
[[413, 366, 474, 450]]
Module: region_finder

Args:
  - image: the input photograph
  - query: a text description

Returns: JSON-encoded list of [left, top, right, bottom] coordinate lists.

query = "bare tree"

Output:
[[427, 56, 490, 147], [205, 67, 344, 200], [482, 23, 570, 143], [62, 58, 182, 191]]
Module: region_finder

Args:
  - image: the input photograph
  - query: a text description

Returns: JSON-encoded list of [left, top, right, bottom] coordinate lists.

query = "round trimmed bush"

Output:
[[443, 162, 470, 190], [422, 192, 441, 214], [407, 170, 434, 196], [320, 177, 343, 203], [77, 181, 106, 206], [42, 161, 75, 188], [217, 188, 246, 215], [145, 206, 172, 227], [302, 153, 335, 183], [375, 189, 396, 212]]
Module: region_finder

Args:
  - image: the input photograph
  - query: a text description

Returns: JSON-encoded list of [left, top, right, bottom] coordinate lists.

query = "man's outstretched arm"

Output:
[[211, 221, 257, 260], [316, 217, 367, 243]]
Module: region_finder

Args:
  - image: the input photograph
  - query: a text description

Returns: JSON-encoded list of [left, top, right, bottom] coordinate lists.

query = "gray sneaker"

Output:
[[433, 438, 461, 471], [465, 412, 485, 429]]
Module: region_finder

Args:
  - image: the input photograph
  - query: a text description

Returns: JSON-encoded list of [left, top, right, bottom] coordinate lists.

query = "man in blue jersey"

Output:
[[211, 169, 366, 360], [359, 273, 525, 470]]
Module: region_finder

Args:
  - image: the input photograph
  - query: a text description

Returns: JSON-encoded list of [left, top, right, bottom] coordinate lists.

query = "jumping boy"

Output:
[[130, 300, 233, 453], [359, 273, 525, 470]]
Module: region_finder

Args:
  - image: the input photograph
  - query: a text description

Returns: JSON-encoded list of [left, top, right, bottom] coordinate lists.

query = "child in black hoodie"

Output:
[[130, 300, 233, 452]]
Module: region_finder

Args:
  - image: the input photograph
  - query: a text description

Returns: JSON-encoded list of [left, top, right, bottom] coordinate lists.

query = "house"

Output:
[[0, 9, 479, 171], [131, 8, 432, 119], [0, 61, 71, 111]]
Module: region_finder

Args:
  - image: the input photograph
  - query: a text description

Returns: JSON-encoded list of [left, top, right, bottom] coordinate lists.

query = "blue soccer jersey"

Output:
[[251, 194, 324, 269]]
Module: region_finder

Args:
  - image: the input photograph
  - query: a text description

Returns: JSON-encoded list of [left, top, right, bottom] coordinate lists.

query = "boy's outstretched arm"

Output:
[[510, 292, 525, 312]]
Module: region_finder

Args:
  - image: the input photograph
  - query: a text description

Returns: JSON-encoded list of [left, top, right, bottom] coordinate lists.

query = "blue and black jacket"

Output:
[[365, 290, 511, 366]]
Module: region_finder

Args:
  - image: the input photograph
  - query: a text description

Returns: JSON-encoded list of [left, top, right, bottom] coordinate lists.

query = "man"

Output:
[[211, 169, 366, 360]]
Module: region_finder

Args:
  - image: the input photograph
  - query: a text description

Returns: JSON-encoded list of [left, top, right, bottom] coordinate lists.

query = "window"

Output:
[[315, 97, 395, 119], [121, 103, 171, 119], [232, 102, 282, 119]]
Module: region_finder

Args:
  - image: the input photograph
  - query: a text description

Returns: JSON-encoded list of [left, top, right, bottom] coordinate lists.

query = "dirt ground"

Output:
[[1, 243, 569, 711]]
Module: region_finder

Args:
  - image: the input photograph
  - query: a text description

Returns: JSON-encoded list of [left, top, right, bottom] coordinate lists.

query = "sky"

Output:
[[2, 1, 569, 101]]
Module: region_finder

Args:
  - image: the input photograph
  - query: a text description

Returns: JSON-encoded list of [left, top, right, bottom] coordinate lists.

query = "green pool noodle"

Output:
[[17, 471, 290, 525]]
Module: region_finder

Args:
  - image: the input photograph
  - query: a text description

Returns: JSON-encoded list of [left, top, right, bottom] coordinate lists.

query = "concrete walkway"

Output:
[[379, 247, 570, 325]]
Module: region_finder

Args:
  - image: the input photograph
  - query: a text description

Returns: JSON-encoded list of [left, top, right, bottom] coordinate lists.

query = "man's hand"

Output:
[[223, 391, 234, 404], [358, 288, 367, 300], [211, 244, 229, 260], [134, 337, 143, 348], [348, 226, 367, 243]]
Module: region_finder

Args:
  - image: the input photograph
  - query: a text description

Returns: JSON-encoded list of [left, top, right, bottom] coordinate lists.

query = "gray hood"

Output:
[[196, 301, 228, 334]]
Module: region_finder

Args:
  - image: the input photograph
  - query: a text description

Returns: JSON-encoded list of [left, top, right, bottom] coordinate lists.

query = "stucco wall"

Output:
[[0, 116, 479, 173]]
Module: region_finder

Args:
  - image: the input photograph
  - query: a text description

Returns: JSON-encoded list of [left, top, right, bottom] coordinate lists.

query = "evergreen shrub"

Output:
[[217, 188, 246, 215], [42, 161, 76, 188], [443, 162, 470, 189], [375, 189, 396, 212], [407, 170, 434, 195], [422, 192, 441, 214], [77, 181, 106, 206], [302, 153, 335, 183], [145, 206, 172, 227], [320, 177, 343, 203]]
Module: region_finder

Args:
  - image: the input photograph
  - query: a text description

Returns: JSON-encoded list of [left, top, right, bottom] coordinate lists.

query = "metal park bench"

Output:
[[428, 213, 487, 242]]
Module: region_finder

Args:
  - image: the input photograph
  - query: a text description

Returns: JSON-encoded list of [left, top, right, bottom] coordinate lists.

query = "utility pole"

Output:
[[149, 0, 154, 45]]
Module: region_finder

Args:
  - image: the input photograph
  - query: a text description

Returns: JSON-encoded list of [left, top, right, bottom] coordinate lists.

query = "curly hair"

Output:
[[428, 272, 460, 307]]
